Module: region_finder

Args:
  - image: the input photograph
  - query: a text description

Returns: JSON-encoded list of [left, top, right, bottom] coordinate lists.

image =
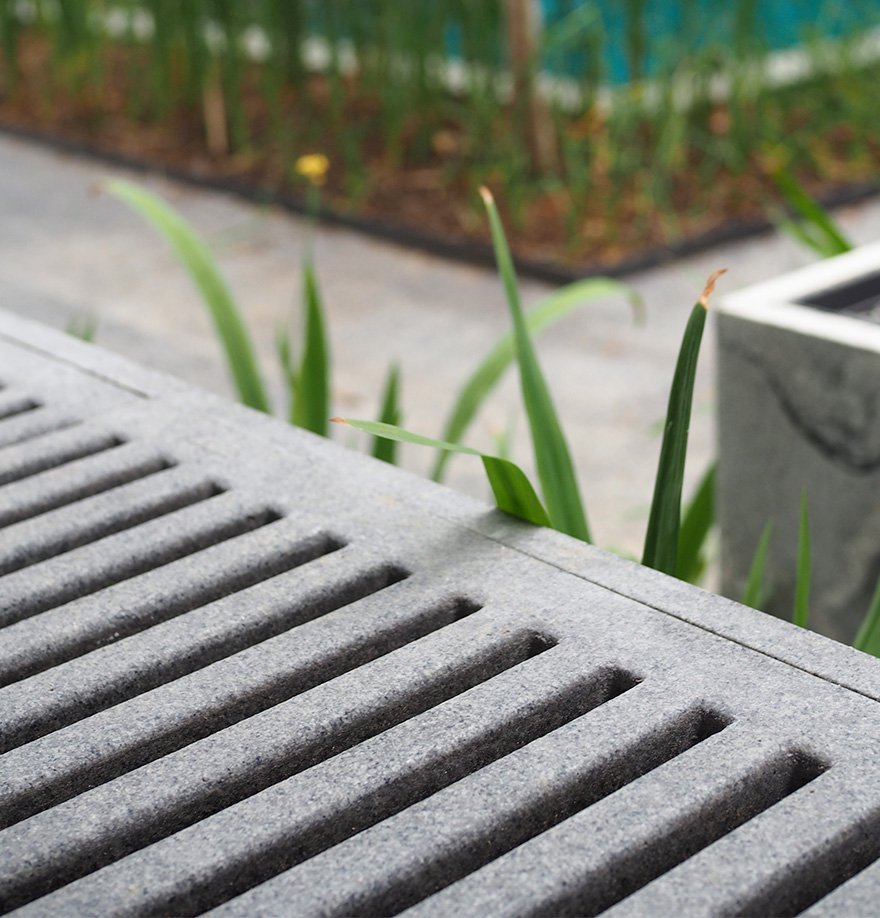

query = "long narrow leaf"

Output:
[[372, 362, 401, 464], [771, 167, 852, 258], [643, 270, 725, 575], [741, 521, 773, 610], [275, 321, 298, 418], [676, 461, 716, 583], [292, 262, 330, 435], [105, 178, 271, 413], [480, 187, 590, 542], [431, 278, 642, 482], [793, 492, 811, 628], [854, 575, 880, 656], [332, 417, 550, 527]]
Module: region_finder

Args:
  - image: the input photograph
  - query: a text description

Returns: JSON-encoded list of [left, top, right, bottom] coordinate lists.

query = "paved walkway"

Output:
[[2, 133, 879, 557]]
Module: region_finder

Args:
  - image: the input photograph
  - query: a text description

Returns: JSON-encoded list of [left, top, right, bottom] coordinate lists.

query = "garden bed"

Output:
[[3, 25, 880, 278]]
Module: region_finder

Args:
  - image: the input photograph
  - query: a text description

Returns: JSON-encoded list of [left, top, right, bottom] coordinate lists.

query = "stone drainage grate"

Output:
[[0, 310, 879, 916]]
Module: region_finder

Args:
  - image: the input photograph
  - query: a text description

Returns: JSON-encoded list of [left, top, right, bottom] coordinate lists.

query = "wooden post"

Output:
[[504, 0, 558, 173]]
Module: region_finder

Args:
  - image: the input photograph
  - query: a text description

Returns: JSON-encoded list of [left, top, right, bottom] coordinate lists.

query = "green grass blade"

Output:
[[431, 277, 642, 482], [65, 313, 98, 342], [772, 167, 852, 258], [291, 262, 330, 435], [275, 321, 298, 421], [479, 187, 590, 542], [372, 362, 401, 464], [333, 417, 550, 527], [676, 461, 716, 583], [775, 214, 828, 260], [793, 492, 811, 628], [643, 270, 724, 575], [853, 574, 880, 656], [105, 178, 271, 414], [741, 521, 773, 610]]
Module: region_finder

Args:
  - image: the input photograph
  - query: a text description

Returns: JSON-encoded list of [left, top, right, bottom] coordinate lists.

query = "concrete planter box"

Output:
[[2, 307, 880, 915], [718, 242, 880, 643]]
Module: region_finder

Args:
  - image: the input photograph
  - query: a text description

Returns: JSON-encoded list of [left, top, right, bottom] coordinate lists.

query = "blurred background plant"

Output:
[[1, 0, 879, 269]]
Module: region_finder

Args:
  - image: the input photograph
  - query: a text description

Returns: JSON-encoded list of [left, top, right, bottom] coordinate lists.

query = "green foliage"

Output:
[[107, 176, 880, 662], [106, 178, 271, 414], [65, 313, 98, 343], [4, 0, 880, 259], [771, 166, 853, 259], [291, 262, 331, 436], [676, 462, 716, 584], [793, 493, 811, 629], [741, 521, 773, 610], [854, 575, 880, 657], [480, 187, 591, 543], [431, 278, 642, 482], [372, 363, 401, 464], [642, 271, 722, 576], [335, 418, 550, 528]]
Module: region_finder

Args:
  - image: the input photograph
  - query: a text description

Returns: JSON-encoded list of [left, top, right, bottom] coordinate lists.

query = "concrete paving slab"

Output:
[[1, 131, 878, 558]]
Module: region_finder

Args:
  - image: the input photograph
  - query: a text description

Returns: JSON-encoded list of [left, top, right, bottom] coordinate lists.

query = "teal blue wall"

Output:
[[540, 0, 880, 83]]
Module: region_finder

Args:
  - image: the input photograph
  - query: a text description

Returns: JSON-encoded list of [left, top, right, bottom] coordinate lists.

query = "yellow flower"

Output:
[[295, 153, 329, 186]]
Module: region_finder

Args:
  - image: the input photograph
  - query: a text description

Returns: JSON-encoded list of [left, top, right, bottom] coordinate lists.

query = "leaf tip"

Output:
[[478, 185, 495, 207], [329, 416, 349, 426], [699, 268, 728, 309]]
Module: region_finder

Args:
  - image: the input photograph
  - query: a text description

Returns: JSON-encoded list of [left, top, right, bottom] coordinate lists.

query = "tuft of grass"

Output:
[[642, 269, 725, 576], [771, 165, 853, 259], [741, 520, 773, 610], [431, 277, 643, 482], [105, 178, 271, 414], [676, 462, 716, 584], [291, 262, 331, 435], [793, 493, 811, 628], [372, 362, 402, 464], [333, 417, 550, 527], [854, 575, 880, 657], [65, 313, 98, 342], [480, 186, 591, 543]]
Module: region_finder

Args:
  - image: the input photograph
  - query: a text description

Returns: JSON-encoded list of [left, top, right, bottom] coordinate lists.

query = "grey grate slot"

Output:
[[0, 409, 78, 450], [0, 470, 219, 576], [0, 447, 172, 528], [0, 546, 373, 747], [108, 667, 643, 916], [735, 805, 880, 916], [0, 567, 435, 823], [0, 396, 40, 422], [0, 629, 552, 910], [0, 428, 123, 486], [0, 500, 282, 629], [340, 707, 729, 917], [0, 527, 344, 688], [561, 751, 827, 916]]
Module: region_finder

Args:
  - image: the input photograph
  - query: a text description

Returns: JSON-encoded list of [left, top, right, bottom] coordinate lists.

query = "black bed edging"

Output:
[[4, 120, 878, 284]]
